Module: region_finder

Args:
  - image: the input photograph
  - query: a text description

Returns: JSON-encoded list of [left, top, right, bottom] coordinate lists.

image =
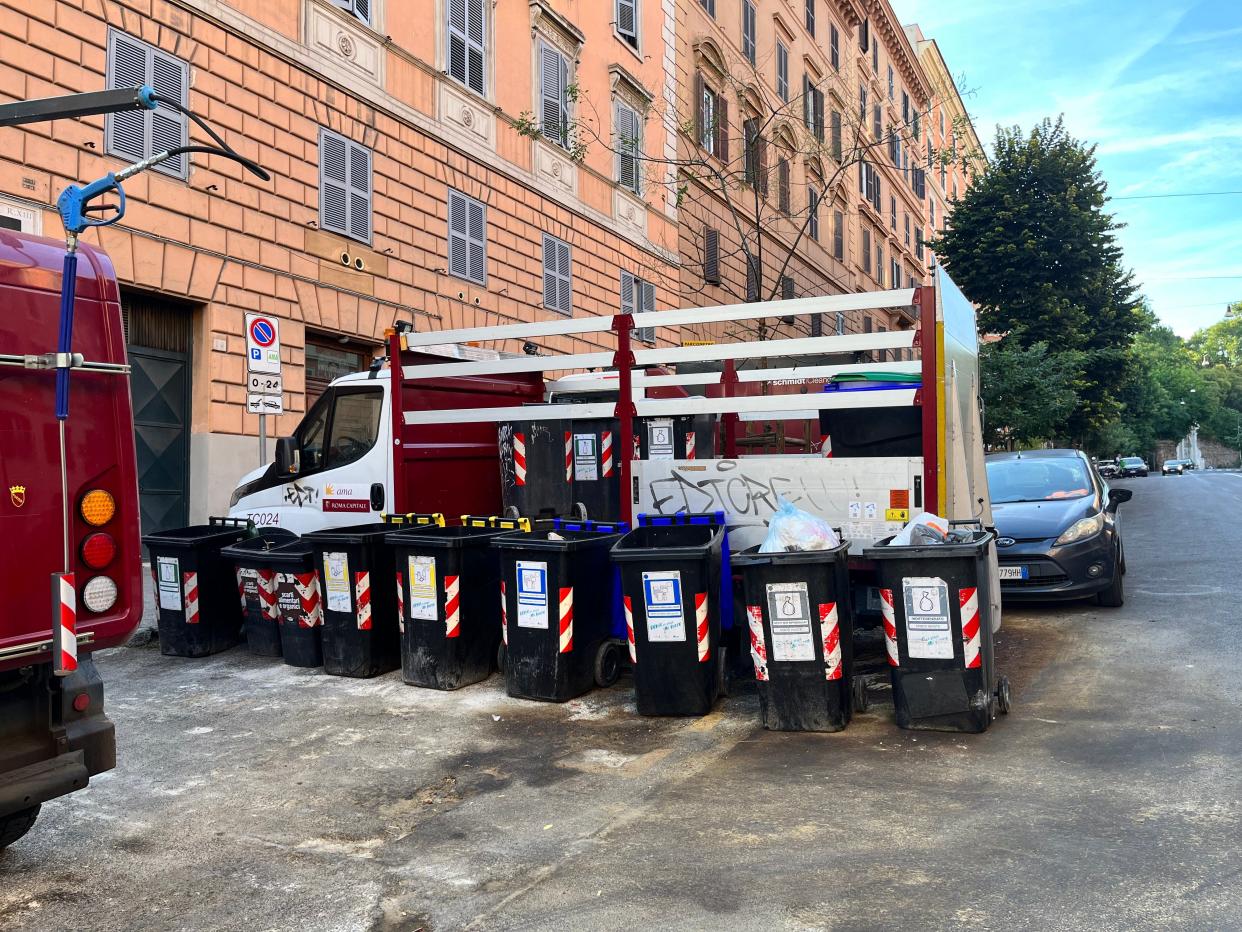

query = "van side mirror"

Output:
[[274, 437, 300, 478], [1107, 488, 1132, 510]]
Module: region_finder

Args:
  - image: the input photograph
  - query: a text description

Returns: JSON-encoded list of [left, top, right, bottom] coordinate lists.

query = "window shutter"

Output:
[[636, 279, 656, 343], [862, 228, 871, 272], [757, 132, 768, 196], [745, 261, 758, 302], [836, 311, 845, 335], [742, 1, 756, 64], [802, 75, 811, 128], [778, 158, 790, 214], [617, 0, 637, 41], [704, 228, 720, 284], [694, 72, 705, 147], [319, 130, 349, 237], [348, 141, 372, 242], [150, 51, 188, 177], [830, 24, 839, 71], [743, 119, 757, 186], [833, 209, 844, 260], [715, 95, 729, 162], [540, 42, 566, 147], [467, 197, 486, 283], [353, 0, 371, 24], [449, 0, 485, 93], [811, 313, 822, 337], [782, 275, 795, 300], [557, 239, 572, 313], [542, 234, 572, 315], [860, 17, 869, 52], [805, 0, 814, 35], [448, 191, 470, 279], [448, 0, 468, 85], [616, 103, 640, 193], [813, 89, 824, 142], [830, 110, 842, 161], [777, 43, 788, 100], [809, 189, 819, 240], [620, 270, 636, 315], [107, 33, 148, 163]]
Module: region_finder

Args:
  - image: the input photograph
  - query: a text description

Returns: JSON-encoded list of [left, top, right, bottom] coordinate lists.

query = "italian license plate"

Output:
[[998, 565, 1029, 581]]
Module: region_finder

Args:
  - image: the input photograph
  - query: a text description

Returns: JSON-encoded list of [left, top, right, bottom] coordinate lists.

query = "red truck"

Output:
[[0, 230, 142, 848]]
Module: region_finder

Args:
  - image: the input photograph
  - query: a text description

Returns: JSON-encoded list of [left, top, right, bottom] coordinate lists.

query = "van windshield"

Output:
[[987, 458, 1094, 504]]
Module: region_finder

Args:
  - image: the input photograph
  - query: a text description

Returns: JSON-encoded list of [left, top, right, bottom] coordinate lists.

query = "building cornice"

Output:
[[863, 0, 931, 103]]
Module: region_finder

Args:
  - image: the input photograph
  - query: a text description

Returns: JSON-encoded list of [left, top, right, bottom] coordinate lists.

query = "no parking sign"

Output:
[[245, 313, 282, 374]]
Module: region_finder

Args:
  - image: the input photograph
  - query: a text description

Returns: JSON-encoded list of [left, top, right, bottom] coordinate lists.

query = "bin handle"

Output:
[[209, 516, 252, 529], [382, 512, 446, 527]]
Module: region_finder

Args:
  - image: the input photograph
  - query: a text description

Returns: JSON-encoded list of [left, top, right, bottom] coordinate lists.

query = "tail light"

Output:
[[80, 489, 116, 527], [80, 532, 117, 569], [81, 576, 118, 613]]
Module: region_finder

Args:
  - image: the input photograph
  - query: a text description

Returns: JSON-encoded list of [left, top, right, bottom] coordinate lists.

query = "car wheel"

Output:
[[0, 805, 40, 850], [1096, 550, 1125, 608]]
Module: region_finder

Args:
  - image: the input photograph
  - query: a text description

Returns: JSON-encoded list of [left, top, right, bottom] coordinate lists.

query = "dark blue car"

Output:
[[986, 450, 1132, 606]]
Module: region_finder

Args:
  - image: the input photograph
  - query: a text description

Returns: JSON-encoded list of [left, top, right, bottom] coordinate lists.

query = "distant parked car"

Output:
[[1180, 459, 1197, 471], [1118, 456, 1149, 478], [1097, 459, 1118, 479], [986, 449, 1132, 606], [1161, 459, 1185, 476]]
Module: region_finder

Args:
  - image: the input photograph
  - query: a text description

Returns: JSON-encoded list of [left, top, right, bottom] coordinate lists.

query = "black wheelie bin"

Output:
[[264, 537, 325, 668], [863, 525, 1011, 732], [221, 528, 298, 658], [143, 517, 251, 657]]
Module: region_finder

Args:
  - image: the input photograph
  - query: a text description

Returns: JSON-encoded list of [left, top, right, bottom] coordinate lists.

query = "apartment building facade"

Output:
[[0, 0, 680, 527], [671, 0, 946, 346]]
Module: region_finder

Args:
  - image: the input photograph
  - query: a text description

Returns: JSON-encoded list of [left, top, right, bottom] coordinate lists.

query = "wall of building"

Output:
[[0, 0, 680, 522]]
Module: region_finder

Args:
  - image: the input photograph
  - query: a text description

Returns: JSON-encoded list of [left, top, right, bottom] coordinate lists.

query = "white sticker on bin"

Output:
[[409, 555, 437, 621], [766, 581, 815, 661], [156, 556, 182, 611], [642, 570, 686, 642], [574, 434, 599, 481], [323, 552, 351, 613], [902, 576, 954, 660], [516, 560, 549, 629]]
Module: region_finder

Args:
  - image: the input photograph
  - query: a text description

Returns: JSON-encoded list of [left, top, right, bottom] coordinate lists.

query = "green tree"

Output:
[[979, 339, 1083, 448], [1188, 313, 1242, 369], [932, 117, 1143, 439]]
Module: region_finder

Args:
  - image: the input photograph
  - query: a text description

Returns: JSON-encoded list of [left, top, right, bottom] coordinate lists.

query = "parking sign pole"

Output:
[[259, 413, 266, 466]]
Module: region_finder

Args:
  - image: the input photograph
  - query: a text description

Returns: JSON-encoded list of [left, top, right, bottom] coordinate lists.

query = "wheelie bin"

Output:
[[492, 527, 625, 702], [863, 525, 1011, 732], [143, 517, 251, 657], [264, 537, 325, 668], [733, 540, 858, 731], [302, 522, 401, 677], [387, 523, 513, 689], [220, 528, 298, 658], [611, 516, 727, 716]]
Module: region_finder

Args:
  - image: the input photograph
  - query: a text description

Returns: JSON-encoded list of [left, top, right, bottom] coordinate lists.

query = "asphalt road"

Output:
[[3, 472, 1241, 931]]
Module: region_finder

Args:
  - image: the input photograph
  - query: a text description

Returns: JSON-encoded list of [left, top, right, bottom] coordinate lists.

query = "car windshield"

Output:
[[987, 457, 1094, 504], [1164, 461, 1179, 467], [1121, 458, 1143, 466]]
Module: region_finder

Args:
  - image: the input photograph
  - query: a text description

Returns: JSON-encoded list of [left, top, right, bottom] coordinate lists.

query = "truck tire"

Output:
[[0, 804, 40, 850]]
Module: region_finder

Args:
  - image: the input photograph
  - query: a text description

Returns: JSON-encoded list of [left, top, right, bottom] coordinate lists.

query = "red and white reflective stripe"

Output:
[[53, 572, 77, 676], [960, 587, 982, 669], [820, 435, 833, 457], [235, 568, 248, 610], [880, 588, 898, 666], [558, 587, 574, 653], [355, 571, 372, 630], [395, 571, 405, 633], [695, 592, 709, 662], [564, 431, 573, 481], [623, 595, 636, 663], [601, 431, 614, 477], [500, 580, 508, 646], [746, 604, 768, 681], [633, 434, 641, 460], [183, 572, 200, 624], [258, 569, 278, 621], [294, 572, 321, 628], [445, 574, 461, 638], [820, 602, 842, 681], [514, 432, 527, 486], [685, 432, 696, 459]]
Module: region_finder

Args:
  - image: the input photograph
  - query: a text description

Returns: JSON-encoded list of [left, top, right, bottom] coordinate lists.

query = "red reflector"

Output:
[[80, 532, 117, 570], [72, 693, 90, 712]]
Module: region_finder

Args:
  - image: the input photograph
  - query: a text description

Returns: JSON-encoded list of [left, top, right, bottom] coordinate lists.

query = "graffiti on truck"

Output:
[[645, 460, 837, 518]]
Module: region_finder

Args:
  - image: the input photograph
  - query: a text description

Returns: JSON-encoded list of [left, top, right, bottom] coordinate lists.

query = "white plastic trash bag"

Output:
[[759, 497, 841, 553], [888, 512, 950, 546]]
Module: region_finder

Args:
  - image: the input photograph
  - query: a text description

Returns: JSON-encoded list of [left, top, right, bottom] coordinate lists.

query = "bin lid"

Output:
[[610, 523, 723, 562], [301, 522, 390, 544], [731, 540, 849, 566], [862, 529, 993, 559], [385, 525, 509, 549], [142, 523, 251, 550], [490, 528, 623, 552], [262, 538, 316, 567], [219, 528, 299, 561]]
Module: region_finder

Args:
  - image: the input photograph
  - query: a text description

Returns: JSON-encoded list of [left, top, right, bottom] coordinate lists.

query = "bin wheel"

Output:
[[503, 505, 520, 520], [852, 676, 870, 713], [996, 676, 1012, 715], [496, 642, 507, 673], [571, 501, 589, 521], [717, 645, 730, 698], [594, 640, 622, 688]]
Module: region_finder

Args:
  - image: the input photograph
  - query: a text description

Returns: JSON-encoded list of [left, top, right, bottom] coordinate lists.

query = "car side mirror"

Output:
[[274, 437, 300, 478], [1107, 488, 1132, 510]]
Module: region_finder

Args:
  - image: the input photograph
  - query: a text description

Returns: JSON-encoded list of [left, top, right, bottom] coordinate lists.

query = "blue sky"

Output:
[[897, 0, 1242, 337]]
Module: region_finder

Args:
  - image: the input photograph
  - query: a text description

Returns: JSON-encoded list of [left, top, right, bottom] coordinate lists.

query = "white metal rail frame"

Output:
[[389, 286, 938, 526]]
